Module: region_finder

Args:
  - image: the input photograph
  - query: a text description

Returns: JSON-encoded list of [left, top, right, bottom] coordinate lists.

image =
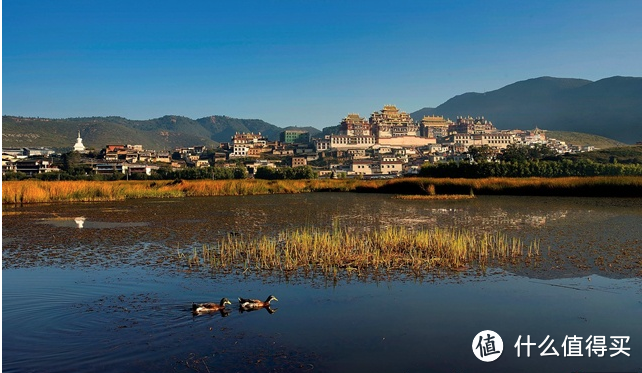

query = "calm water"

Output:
[[3, 194, 642, 372]]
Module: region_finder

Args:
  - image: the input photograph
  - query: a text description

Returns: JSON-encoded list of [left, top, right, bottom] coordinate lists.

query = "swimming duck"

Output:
[[238, 295, 278, 310], [192, 298, 231, 314]]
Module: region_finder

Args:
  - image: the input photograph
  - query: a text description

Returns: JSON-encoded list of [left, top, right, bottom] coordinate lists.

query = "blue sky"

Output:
[[3, 0, 642, 129]]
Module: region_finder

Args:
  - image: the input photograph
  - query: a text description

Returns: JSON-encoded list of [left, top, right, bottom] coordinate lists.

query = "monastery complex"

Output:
[[314, 104, 520, 152]]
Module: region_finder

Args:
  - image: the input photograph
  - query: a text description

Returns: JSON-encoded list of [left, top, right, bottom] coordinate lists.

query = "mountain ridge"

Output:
[[1, 115, 321, 150], [410, 76, 642, 143], [3, 76, 640, 149]]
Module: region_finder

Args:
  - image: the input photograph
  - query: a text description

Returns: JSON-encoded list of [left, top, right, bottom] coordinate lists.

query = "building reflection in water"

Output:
[[74, 217, 86, 229]]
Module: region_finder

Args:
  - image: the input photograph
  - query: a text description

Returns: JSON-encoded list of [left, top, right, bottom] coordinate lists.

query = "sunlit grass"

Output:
[[3, 176, 641, 204], [393, 195, 475, 200], [182, 226, 540, 279]]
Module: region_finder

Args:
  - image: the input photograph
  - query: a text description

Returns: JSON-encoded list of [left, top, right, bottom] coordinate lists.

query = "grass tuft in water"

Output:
[[181, 226, 539, 278]]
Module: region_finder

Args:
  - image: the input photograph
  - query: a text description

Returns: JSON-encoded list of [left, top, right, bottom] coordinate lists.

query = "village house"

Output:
[[350, 160, 375, 176], [14, 159, 60, 175], [379, 159, 404, 175], [195, 158, 211, 168], [94, 163, 124, 175], [290, 157, 307, 167], [280, 130, 310, 144], [245, 159, 277, 176], [154, 151, 171, 163]]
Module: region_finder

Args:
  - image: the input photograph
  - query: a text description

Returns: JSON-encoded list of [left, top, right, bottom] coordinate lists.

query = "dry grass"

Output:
[[393, 194, 476, 200], [183, 226, 540, 278], [3, 176, 641, 204]]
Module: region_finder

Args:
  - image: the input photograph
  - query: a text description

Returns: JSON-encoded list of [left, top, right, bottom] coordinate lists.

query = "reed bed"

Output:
[[4, 176, 641, 204], [184, 226, 540, 278], [370, 176, 642, 197], [393, 194, 476, 200]]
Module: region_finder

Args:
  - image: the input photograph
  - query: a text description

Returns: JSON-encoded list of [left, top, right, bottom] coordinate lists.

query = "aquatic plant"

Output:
[[182, 226, 539, 279], [393, 194, 475, 200]]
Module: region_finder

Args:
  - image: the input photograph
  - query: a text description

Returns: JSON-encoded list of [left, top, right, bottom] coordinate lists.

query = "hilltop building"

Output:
[[449, 116, 496, 134], [228, 132, 268, 158], [280, 130, 310, 144], [313, 113, 376, 151], [369, 105, 435, 147], [449, 132, 516, 151], [421, 115, 452, 138], [73, 130, 86, 152], [370, 105, 419, 139], [315, 106, 440, 151], [340, 113, 373, 136], [231, 132, 268, 147]]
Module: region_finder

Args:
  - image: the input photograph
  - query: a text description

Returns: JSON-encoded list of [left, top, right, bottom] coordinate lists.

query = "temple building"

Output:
[[314, 113, 376, 151], [369, 105, 419, 139], [369, 105, 435, 147], [316, 105, 439, 151], [340, 113, 372, 136], [73, 130, 86, 152], [448, 116, 496, 134], [420, 115, 452, 138]]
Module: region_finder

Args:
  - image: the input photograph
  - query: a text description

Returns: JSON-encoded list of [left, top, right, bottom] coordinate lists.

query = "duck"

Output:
[[238, 295, 278, 310], [192, 298, 231, 314]]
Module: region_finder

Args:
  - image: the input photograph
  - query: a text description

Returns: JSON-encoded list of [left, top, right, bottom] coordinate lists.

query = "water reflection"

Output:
[[74, 216, 85, 228], [35, 217, 148, 229], [192, 308, 231, 318], [2, 267, 640, 373], [3, 194, 641, 279], [238, 306, 278, 314]]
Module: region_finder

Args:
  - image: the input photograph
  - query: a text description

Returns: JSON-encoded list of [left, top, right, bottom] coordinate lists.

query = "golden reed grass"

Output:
[[393, 195, 475, 200], [183, 226, 539, 277], [3, 176, 641, 204]]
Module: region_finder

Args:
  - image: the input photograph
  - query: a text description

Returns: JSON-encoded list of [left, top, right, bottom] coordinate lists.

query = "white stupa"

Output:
[[73, 130, 86, 152]]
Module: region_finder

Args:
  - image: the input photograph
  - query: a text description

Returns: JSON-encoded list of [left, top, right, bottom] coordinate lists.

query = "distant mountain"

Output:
[[411, 76, 642, 143], [1, 115, 319, 150]]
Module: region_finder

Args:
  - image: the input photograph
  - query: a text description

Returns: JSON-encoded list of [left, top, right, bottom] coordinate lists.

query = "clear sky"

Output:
[[3, 0, 641, 129]]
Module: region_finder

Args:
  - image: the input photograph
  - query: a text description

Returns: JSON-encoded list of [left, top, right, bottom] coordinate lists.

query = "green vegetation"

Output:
[[420, 159, 642, 179], [562, 145, 642, 164], [181, 226, 539, 278], [546, 131, 625, 149], [496, 144, 558, 162], [254, 166, 317, 180], [155, 166, 248, 180]]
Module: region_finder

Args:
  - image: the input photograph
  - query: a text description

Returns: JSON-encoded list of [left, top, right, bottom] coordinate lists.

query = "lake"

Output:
[[3, 193, 641, 372]]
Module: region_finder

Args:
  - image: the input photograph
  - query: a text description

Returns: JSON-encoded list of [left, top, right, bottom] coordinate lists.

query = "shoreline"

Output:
[[3, 176, 642, 204]]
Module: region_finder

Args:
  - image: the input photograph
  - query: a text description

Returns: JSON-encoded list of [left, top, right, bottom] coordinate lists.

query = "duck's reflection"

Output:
[[238, 306, 277, 314], [191, 309, 231, 318]]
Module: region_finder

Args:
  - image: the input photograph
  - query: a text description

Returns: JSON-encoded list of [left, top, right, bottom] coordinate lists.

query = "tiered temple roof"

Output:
[[340, 113, 372, 136], [369, 105, 419, 138]]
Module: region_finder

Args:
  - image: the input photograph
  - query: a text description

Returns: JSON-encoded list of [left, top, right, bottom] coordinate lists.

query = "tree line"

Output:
[[420, 144, 642, 178], [2, 164, 319, 181], [420, 159, 642, 178]]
